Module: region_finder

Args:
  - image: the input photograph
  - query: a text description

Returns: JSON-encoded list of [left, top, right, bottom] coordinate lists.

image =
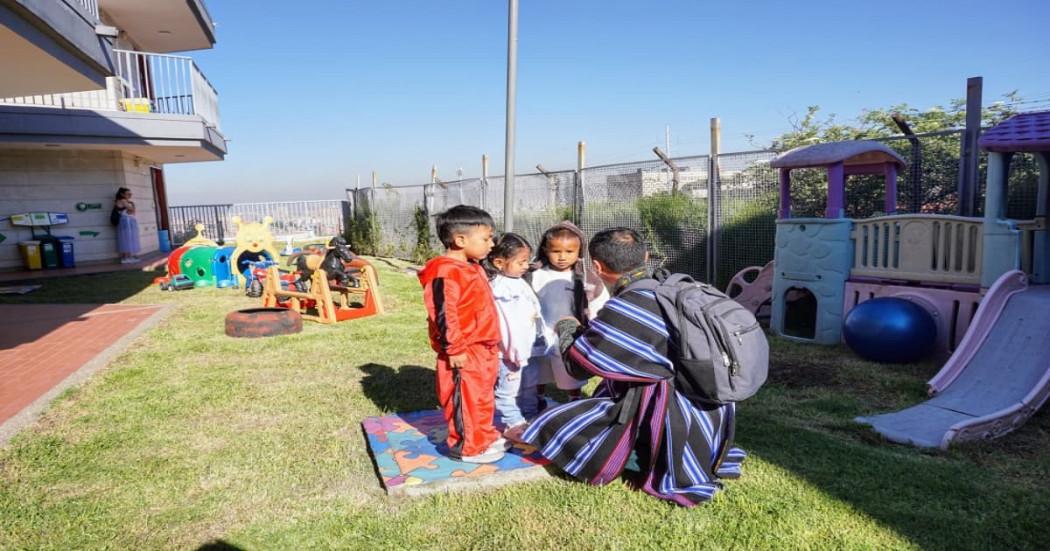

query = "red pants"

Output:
[[435, 344, 500, 457]]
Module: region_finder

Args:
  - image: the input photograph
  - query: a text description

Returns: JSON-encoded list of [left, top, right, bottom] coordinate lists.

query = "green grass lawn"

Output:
[[1, 259, 1047, 549]]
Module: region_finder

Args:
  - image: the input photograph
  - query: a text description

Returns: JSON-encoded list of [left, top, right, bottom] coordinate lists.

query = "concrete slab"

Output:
[[0, 251, 166, 283], [362, 409, 552, 497]]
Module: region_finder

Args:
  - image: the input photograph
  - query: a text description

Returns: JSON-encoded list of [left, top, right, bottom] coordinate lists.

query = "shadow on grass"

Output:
[[359, 363, 438, 413], [742, 405, 1050, 548], [196, 540, 246, 551], [0, 270, 160, 305]]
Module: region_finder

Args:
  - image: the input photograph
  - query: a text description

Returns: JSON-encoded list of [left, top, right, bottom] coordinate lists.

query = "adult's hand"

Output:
[[554, 317, 583, 355], [449, 353, 468, 369]]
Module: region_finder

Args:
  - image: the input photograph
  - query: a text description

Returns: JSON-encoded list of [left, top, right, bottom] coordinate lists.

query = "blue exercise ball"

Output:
[[843, 297, 937, 363]]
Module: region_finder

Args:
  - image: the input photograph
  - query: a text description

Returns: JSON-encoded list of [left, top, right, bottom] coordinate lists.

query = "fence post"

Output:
[[370, 171, 379, 253], [891, 114, 923, 212], [575, 141, 586, 225], [707, 117, 721, 285], [652, 147, 680, 195], [481, 154, 489, 211], [958, 76, 983, 217], [214, 205, 226, 243]]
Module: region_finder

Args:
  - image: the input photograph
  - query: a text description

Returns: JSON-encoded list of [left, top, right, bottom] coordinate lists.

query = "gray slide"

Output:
[[856, 271, 1050, 449]]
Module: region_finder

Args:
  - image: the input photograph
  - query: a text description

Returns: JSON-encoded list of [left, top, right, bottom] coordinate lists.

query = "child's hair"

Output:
[[482, 232, 532, 279], [589, 227, 646, 273], [435, 205, 494, 249], [536, 226, 582, 267], [114, 187, 130, 200]]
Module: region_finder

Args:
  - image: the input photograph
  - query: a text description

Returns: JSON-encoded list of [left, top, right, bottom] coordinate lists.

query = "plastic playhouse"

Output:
[[157, 224, 240, 289], [767, 140, 986, 354], [738, 111, 1050, 448], [856, 111, 1050, 448]]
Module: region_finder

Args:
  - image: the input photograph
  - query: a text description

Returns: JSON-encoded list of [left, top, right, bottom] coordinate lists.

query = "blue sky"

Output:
[[166, 0, 1050, 204]]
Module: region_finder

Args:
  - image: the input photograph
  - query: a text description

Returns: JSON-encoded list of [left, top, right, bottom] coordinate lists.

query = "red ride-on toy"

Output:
[[244, 260, 299, 298]]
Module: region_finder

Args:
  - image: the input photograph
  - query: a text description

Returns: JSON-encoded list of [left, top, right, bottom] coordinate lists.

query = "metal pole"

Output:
[[707, 117, 721, 285], [576, 141, 586, 225], [652, 146, 680, 195], [481, 154, 489, 211], [503, 0, 519, 232]]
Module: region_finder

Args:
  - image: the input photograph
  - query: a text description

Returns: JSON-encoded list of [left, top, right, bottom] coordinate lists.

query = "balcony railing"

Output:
[[0, 49, 220, 130], [73, 0, 99, 20]]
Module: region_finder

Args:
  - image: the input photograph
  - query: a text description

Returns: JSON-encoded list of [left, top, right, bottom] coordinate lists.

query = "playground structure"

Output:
[[261, 257, 384, 324], [159, 224, 239, 288], [739, 111, 1050, 448], [857, 111, 1050, 448], [229, 216, 282, 286], [766, 140, 989, 354]]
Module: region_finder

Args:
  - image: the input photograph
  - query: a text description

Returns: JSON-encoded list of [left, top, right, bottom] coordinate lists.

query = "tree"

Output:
[[761, 93, 1027, 218]]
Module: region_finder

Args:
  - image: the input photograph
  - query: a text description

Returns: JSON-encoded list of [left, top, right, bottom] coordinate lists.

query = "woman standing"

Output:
[[114, 187, 141, 263]]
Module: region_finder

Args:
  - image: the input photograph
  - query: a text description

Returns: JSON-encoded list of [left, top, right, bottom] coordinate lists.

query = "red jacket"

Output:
[[419, 256, 500, 356]]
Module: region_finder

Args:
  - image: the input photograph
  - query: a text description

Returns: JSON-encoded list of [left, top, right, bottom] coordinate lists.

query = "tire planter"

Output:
[[225, 307, 303, 338]]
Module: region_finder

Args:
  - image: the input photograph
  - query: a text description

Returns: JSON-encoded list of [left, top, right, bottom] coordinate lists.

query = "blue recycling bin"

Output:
[[158, 229, 172, 253], [57, 236, 75, 268]]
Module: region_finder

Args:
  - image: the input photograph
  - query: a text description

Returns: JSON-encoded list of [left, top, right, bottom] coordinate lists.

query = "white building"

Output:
[[0, 0, 225, 270]]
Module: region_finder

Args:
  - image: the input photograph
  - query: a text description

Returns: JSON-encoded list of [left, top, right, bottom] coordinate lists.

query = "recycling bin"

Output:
[[19, 241, 42, 270], [57, 236, 75, 268]]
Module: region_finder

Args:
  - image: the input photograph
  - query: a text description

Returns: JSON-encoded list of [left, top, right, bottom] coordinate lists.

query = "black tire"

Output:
[[225, 307, 303, 338]]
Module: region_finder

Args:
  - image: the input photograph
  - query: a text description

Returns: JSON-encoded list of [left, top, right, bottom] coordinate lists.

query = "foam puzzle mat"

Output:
[[362, 409, 551, 496]]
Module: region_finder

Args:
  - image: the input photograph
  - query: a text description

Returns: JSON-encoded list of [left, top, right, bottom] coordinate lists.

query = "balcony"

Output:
[[1, 49, 220, 130], [0, 0, 114, 96]]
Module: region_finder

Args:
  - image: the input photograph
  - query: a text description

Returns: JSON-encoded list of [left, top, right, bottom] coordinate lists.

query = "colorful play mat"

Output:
[[362, 409, 551, 496]]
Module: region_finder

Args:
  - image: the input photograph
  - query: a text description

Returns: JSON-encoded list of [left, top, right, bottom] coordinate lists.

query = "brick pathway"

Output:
[[0, 304, 167, 436]]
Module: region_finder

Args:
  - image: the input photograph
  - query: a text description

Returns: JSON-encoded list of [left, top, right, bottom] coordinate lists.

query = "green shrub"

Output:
[[412, 205, 438, 264], [636, 192, 707, 275], [345, 207, 379, 256]]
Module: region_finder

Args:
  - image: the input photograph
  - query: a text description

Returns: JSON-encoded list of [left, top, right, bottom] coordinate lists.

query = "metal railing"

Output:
[[0, 50, 220, 130], [168, 200, 347, 246], [114, 50, 221, 129], [72, 0, 99, 20]]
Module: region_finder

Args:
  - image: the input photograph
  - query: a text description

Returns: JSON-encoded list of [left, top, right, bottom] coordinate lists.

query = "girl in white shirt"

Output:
[[485, 233, 544, 443], [523, 221, 609, 410]]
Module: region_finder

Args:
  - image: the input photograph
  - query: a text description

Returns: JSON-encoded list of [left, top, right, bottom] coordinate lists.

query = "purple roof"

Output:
[[979, 110, 1050, 153], [770, 140, 905, 170]]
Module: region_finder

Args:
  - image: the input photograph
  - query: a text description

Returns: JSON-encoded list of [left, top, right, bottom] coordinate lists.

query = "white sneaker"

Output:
[[491, 436, 513, 451], [452, 437, 511, 464], [456, 448, 505, 464]]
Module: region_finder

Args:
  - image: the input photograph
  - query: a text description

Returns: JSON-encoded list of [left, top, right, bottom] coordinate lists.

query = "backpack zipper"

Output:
[[732, 321, 761, 345]]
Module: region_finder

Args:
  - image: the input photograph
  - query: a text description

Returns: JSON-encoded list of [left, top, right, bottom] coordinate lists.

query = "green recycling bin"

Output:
[[38, 237, 59, 269]]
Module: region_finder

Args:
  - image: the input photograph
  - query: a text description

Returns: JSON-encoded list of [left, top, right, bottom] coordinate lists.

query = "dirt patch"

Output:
[[767, 359, 841, 389]]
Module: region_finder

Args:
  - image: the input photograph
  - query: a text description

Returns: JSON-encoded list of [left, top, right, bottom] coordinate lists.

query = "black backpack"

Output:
[[110, 206, 121, 226], [638, 272, 769, 405]]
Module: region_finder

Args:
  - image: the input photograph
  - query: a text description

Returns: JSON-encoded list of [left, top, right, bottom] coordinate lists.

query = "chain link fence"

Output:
[[266, 127, 1045, 289]]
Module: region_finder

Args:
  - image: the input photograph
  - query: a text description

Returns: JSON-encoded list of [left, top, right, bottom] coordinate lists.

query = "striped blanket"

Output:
[[522, 282, 745, 507]]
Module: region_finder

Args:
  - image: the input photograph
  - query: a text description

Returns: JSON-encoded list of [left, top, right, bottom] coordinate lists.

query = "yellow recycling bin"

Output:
[[19, 240, 42, 270]]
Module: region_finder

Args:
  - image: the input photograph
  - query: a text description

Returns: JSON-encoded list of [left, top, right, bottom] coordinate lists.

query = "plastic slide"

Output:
[[856, 270, 1050, 449]]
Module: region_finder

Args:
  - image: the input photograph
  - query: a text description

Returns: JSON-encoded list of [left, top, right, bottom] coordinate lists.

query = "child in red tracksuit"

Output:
[[418, 205, 510, 463]]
